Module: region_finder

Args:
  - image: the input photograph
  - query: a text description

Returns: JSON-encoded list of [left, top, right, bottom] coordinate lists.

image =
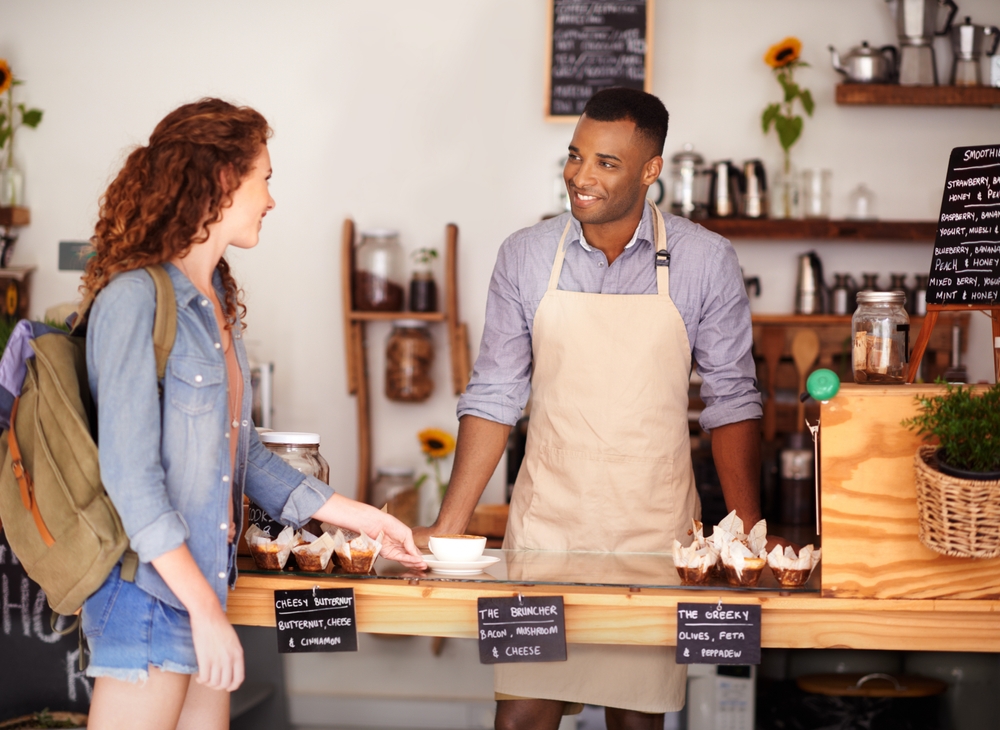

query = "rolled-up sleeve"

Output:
[[243, 430, 334, 527], [693, 243, 763, 432], [457, 239, 533, 426], [89, 275, 188, 563]]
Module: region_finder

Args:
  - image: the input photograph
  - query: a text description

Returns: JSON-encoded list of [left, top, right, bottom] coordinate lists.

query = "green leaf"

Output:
[[774, 115, 803, 152], [761, 104, 781, 133], [779, 77, 800, 103], [20, 108, 43, 128], [800, 89, 815, 117], [0, 128, 10, 150]]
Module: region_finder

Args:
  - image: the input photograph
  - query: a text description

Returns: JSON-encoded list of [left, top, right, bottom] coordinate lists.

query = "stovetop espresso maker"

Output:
[[886, 0, 959, 85]]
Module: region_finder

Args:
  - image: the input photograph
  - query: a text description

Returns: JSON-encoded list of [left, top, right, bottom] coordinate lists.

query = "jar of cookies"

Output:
[[852, 291, 909, 384], [385, 320, 434, 402]]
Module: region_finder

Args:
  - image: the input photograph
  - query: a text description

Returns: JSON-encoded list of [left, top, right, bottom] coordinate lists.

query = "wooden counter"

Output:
[[229, 383, 1000, 654], [228, 570, 1000, 653]]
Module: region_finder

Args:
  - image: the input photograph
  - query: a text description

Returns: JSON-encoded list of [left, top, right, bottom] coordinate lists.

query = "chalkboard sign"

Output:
[[676, 602, 761, 665], [0, 532, 91, 719], [926, 144, 1000, 307], [545, 0, 653, 120], [274, 587, 357, 654], [477, 596, 567, 664]]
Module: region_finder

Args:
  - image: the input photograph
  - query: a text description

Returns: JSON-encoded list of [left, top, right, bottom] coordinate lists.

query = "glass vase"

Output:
[[770, 163, 802, 220], [0, 165, 25, 207]]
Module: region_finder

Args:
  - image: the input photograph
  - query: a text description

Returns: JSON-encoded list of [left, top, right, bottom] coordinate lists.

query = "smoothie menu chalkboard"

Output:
[[545, 0, 653, 120], [926, 145, 1000, 307]]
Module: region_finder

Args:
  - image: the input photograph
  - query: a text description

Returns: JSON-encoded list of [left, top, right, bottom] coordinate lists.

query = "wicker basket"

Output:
[[913, 445, 1000, 559]]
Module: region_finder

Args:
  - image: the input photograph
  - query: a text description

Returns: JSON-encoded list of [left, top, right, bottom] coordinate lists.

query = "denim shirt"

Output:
[[87, 263, 334, 611]]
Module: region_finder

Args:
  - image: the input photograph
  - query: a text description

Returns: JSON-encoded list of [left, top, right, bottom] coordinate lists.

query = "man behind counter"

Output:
[[414, 87, 770, 730]]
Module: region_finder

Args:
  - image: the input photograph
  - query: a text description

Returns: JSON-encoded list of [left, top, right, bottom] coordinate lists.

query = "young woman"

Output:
[[79, 98, 426, 730]]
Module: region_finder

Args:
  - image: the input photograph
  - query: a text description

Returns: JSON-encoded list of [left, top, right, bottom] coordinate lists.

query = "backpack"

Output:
[[0, 265, 176, 615]]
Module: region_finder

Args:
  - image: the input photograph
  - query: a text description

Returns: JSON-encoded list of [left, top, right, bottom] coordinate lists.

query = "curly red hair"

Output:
[[81, 98, 272, 326]]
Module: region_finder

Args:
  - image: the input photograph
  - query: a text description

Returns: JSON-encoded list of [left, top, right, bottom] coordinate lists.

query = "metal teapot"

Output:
[[829, 41, 898, 83]]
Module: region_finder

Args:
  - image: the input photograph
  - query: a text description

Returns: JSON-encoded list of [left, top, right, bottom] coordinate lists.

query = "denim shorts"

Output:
[[81, 564, 199, 682]]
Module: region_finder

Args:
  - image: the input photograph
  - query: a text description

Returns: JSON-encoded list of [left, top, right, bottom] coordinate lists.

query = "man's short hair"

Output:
[[581, 87, 669, 157]]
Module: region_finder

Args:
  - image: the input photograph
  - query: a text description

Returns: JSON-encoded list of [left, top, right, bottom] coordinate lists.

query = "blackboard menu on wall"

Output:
[[545, 0, 653, 120], [0, 532, 91, 719], [926, 144, 1000, 307]]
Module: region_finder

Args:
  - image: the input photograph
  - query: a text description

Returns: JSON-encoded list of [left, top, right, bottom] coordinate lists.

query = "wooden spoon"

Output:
[[760, 327, 786, 442], [792, 329, 821, 432]]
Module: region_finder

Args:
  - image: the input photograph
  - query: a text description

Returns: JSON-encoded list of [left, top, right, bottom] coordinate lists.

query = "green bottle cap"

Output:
[[806, 369, 840, 402]]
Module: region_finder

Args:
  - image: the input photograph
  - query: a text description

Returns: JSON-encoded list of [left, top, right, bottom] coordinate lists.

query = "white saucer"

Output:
[[422, 554, 501, 575]]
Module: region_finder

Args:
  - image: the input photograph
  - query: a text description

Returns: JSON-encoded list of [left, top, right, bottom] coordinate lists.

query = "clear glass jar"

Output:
[[385, 320, 434, 402], [852, 291, 909, 384], [249, 432, 330, 536], [669, 143, 706, 219], [370, 467, 418, 526], [354, 229, 405, 311], [260, 432, 330, 483]]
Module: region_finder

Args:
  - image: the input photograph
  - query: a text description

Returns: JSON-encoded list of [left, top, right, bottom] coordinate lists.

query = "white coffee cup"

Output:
[[428, 534, 487, 562]]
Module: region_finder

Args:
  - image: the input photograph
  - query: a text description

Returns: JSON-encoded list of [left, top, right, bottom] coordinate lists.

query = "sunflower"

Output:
[[0, 60, 11, 96], [764, 37, 802, 68], [418, 428, 456, 459]]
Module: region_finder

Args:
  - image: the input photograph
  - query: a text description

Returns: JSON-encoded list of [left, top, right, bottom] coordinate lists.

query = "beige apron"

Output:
[[496, 203, 699, 714]]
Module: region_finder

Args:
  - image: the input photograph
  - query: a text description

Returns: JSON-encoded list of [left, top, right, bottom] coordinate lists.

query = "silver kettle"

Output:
[[707, 161, 742, 218], [740, 159, 767, 218], [795, 251, 828, 315], [829, 41, 898, 83]]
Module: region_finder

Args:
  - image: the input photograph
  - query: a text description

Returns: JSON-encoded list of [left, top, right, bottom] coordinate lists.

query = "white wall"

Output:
[[3, 0, 999, 504]]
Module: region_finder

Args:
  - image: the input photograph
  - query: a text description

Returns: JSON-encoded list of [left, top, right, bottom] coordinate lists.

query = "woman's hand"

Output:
[[189, 604, 245, 691], [313, 494, 427, 570], [151, 545, 245, 691]]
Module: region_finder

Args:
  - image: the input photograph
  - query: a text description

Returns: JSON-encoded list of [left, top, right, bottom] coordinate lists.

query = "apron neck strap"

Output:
[[547, 202, 670, 295]]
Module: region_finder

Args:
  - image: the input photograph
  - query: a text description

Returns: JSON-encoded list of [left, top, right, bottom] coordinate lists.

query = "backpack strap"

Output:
[[144, 265, 177, 382]]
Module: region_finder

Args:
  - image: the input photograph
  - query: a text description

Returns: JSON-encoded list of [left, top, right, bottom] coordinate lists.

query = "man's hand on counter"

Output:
[[311, 494, 427, 570]]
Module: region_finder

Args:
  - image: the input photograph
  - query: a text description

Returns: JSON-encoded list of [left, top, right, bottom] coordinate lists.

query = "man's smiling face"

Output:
[[563, 114, 657, 226]]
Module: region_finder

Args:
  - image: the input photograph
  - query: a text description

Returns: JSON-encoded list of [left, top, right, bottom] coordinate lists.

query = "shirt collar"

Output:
[[164, 261, 227, 309], [571, 202, 656, 253]]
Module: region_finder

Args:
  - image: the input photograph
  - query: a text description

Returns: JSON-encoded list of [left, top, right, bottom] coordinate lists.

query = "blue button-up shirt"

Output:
[[87, 264, 334, 611], [457, 206, 762, 432]]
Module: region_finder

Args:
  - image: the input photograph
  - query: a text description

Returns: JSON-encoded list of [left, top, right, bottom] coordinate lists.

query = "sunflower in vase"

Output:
[[761, 37, 814, 177], [415, 428, 456, 505], [0, 58, 44, 207]]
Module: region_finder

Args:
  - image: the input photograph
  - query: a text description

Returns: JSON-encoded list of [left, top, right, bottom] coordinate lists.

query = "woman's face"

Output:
[[223, 145, 275, 250]]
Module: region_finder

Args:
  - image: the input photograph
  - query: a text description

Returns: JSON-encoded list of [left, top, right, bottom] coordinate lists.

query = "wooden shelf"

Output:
[[0, 206, 30, 227], [698, 218, 936, 241], [341, 220, 471, 504], [348, 310, 446, 322], [835, 83, 1000, 107]]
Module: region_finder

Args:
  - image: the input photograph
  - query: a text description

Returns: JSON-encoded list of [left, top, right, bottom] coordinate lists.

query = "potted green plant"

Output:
[[902, 381, 1000, 559], [903, 381, 1000, 480]]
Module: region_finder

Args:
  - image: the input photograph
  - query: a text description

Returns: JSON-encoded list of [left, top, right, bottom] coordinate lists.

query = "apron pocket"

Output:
[[524, 445, 675, 553]]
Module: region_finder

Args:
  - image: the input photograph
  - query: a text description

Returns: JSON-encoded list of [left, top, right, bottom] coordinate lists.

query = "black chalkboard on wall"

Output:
[[545, 0, 653, 120], [926, 144, 1000, 307], [0, 532, 91, 720], [906, 143, 1000, 382]]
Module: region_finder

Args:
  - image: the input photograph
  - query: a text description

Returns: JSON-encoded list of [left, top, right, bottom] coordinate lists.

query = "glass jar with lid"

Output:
[[248, 432, 330, 537], [370, 467, 418, 526], [669, 143, 706, 219], [852, 291, 909, 384], [385, 320, 434, 402], [354, 229, 405, 311]]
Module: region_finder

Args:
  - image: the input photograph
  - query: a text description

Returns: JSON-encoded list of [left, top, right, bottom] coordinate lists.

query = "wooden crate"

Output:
[[820, 383, 1000, 599]]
